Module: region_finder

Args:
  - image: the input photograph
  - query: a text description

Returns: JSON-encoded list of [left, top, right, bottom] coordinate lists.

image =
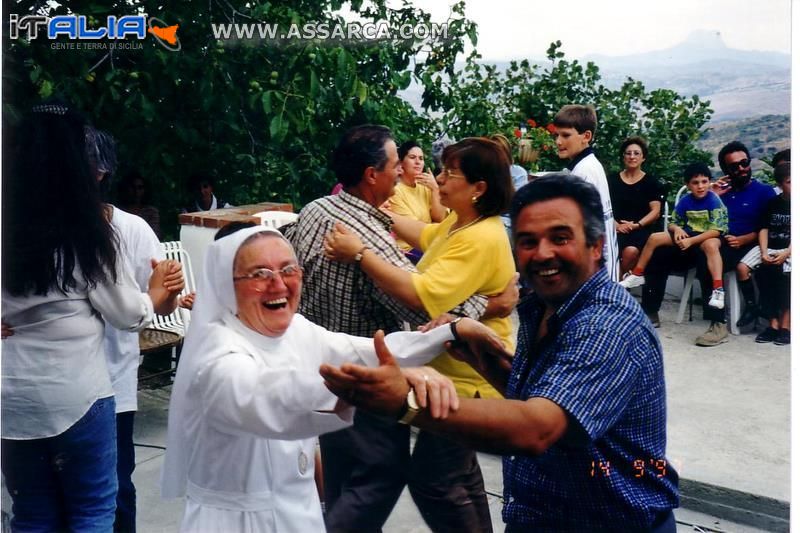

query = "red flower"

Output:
[[513, 128, 522, 138], [546, 123, 557, 134], [543, 145, 549, 151], [527, 119, 537, 128]]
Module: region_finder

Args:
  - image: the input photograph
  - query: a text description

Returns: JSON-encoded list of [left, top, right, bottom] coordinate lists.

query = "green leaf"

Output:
[[357, 81, 368, 105], [262, 91, 273, 115], [38, 79, 53, 98], [270, 115, 288, 142], [310, 71, 320, 99]]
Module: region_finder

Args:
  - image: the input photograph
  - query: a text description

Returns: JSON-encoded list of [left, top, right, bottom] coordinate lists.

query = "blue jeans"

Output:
[[2, 396, 118, 533], [115, 411, 136, 532]]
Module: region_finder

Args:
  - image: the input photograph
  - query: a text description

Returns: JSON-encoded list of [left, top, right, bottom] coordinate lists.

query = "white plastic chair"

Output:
[[151, 241, 196, 336], [139, 241, 196, 382], [254, 210, 298, 230]]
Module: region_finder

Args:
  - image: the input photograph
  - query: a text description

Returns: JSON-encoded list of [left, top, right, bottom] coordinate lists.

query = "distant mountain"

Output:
[[585, 30, 789, 70], [400, 30, 790, 125], [583, 30, 790, 123]]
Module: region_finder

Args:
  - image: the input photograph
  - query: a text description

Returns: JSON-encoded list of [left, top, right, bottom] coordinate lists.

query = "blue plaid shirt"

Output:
[[503, 269, 679, 531]]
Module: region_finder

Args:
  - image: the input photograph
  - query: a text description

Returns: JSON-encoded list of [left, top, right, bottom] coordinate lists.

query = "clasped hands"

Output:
[[671, 228, 695, 251], [320, 317, 512, 421]]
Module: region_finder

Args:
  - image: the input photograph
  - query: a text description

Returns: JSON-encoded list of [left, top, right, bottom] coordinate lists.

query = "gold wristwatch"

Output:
[[397, 388, 421, 425]]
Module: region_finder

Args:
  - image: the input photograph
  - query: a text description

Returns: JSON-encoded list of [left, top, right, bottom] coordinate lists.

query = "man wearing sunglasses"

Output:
[[692, 142, 776, 346]]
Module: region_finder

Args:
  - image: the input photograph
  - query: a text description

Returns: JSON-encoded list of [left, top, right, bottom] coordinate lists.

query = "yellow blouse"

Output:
[[411, 212, 516, 399], [389, 182, 435, 251]]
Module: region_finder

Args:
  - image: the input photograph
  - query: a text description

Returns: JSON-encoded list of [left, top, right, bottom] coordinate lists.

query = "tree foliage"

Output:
[[4, 3, 713, 237], [431, 42, 714, 196], [4, 0, 475, 237]]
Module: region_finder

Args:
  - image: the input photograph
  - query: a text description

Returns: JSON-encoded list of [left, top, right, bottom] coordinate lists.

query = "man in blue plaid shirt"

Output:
[[322, 173, 680, 532]]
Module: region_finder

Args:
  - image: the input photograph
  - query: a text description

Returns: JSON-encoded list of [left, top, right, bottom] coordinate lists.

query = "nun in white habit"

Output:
[[161, 227, 496, 532]]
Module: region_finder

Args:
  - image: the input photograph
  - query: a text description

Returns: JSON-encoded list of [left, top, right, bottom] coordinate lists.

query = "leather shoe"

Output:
[[736, 306, 759, 328]]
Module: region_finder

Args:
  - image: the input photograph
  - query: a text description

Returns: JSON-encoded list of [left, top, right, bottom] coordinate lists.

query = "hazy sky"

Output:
[[405, 0, 792, 60]]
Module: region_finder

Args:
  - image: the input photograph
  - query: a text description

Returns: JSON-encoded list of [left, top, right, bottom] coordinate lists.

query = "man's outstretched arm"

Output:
[[320, 329, 569, 456]]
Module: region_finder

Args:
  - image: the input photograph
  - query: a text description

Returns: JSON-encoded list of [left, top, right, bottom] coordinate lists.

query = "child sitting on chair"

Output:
[[740, 162, 791, 344], [620, 163, 729, 310]]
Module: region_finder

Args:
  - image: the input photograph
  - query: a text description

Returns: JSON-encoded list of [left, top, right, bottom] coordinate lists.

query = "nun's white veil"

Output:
[[161, 226, 286, 497]]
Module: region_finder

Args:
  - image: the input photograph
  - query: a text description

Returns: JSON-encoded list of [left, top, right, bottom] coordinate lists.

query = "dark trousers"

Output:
[[322, 411, 411, 532], [322, 410, 492, 532], [409, 430, 492, 533], [115, 411, 136, 532], [641, 245, 700, 315], [755, 264, 791, 319]]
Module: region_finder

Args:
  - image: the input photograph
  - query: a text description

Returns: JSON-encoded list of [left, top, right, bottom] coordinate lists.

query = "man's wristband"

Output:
[[450, 317, 463, 343]]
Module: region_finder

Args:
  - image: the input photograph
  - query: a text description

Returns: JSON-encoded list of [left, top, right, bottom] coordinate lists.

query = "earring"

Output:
[[471, 196, 478, 204]]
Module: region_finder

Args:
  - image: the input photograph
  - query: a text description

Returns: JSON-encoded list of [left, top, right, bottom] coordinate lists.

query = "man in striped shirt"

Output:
[[286, 124, 516, 531]]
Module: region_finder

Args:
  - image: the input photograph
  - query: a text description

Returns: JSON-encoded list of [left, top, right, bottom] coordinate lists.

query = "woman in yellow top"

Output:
[[325, 137, 516, 531], [389, 141, 448, 263]]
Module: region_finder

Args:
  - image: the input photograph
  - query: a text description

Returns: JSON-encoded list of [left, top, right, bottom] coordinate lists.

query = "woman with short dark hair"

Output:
[[608, 136, 663, 278]]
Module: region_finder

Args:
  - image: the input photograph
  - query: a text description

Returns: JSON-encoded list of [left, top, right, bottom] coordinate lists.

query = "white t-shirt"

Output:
[[568, 152, 619, 280], [105, 206, 163, 413]]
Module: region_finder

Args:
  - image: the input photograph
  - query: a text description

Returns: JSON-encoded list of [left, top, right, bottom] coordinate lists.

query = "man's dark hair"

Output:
[[553, 104, 597, 136], [620, 136, 649, 160], [398, 140, 421, 162], [510, 173, 605, 247], [118, 170, 151, 206], [3, 100, 118, 295], [682, 162, 712, 183], [718, 141, 751, 171], [187, 172, 215, 194], [772, 149, 790, 168], [441, 137, 513, 216], [331, 125, 393, 187], [774, 162, 790, 185]]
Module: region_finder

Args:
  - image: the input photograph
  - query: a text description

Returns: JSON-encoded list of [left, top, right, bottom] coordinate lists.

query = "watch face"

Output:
[[407, 389, 420, 410]]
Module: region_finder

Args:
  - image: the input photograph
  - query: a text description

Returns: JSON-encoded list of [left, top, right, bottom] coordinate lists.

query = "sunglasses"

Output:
[[728, 158, 750, 170]]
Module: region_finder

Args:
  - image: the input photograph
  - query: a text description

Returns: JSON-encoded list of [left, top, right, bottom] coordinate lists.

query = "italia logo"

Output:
[[9, 14, 181, 51]]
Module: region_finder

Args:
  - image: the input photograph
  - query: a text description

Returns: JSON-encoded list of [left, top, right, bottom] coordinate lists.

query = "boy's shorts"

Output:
[[739, 245, 791, 273]]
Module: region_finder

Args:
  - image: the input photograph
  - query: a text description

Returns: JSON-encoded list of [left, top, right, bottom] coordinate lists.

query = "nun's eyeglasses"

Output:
[[234, 265, 302, 288]]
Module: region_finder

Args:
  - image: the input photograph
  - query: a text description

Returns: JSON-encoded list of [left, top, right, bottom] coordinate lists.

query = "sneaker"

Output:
[[646, 312, 661, 329], [755, 327, 779, 343], [736, 305, 760, 328], [695, 321, 729, 347], [708, 288, 725, 309], [620, 272, 645, 289], [774, 329, 791, 346]]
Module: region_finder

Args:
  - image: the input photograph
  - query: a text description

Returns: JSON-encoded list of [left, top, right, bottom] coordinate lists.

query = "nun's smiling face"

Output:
[[233, 235, 302, 337]]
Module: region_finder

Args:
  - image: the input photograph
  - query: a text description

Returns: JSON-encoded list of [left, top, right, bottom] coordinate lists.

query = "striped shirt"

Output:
[[285, 191, 486, 336], [503, 269, 679, 531]]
